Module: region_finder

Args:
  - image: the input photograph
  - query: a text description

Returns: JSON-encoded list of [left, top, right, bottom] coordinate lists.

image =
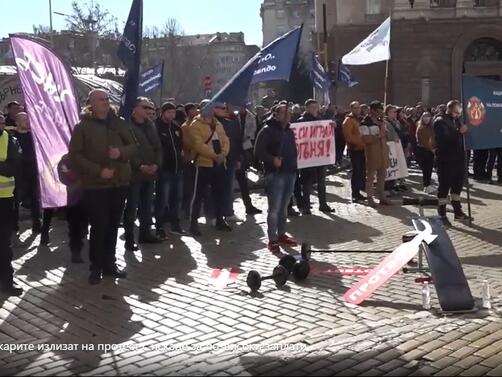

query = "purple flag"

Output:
[[10, 35, 80, 208]]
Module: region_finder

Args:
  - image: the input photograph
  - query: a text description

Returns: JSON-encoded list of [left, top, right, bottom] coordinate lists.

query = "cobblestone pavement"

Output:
[[1, 166, 501, 376]]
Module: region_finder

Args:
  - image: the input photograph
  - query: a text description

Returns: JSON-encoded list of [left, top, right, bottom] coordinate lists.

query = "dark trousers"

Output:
[[0, 197, 15, 288], [13, 172, 53, 232], [487, 148, 502, 179], [437, 160, 465, 199], [155, 170, 182, 229], [236, 167, 253, 208], [124, 180, 155, 242], [190, 165, 226, 226], [182, 162, 195, 217], [223, 163, 237, 217], [335, 137, 346, 165], [416, 147, 434, 187], [67, 201, 88, 253], [349, 149, 366, 197], [83, 187, 127, 273], [473, 149, 489, 179], [300, 166, 328, 208]]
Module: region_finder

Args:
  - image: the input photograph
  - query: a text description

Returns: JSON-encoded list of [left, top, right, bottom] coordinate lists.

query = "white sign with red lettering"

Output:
[[291, 120, 337, 169], [344, 219, 437, 305]]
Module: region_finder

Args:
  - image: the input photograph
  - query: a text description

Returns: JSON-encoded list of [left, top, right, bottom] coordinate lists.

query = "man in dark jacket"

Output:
[[155, 102, 185, 238], [13, 112, 54, 244], [297, 99, 334, 214], [433, 100, 472, 226], [69, 89, 138, 285], [124, 97, 163, 250], [0, 112, 23, 296], [254, 104, 298, 253], [215, 104, 244, 219]]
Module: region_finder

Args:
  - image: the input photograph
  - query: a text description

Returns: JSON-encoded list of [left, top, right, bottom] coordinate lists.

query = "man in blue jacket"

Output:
[[254, 103, 298, 253]]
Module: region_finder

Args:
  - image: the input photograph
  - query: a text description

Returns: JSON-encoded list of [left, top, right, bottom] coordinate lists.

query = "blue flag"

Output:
[[463, 75, 502, 149], [118, 0, 143, 119], [208, 25, 303, 107], [311, 52, 331, 104], [138, 62, 164, 95], [337, 61, 359, 88]]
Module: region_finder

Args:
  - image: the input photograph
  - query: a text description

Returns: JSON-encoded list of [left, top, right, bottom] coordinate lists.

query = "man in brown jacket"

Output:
[[188, 100, 231, 236], [343, 101, 366, 202], [69, 89, 137, 285], [360, 101, 391, 207]]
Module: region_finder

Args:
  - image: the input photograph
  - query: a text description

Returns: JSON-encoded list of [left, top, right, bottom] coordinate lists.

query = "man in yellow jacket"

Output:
[[188, 100, 231, 236], [0, 112, 23, 296]]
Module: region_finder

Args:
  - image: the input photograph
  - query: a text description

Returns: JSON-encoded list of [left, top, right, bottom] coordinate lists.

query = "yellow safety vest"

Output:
[[0, 131, 15, 198]]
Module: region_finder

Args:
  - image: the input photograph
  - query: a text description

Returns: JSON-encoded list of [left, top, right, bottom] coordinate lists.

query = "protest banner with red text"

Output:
[[290, 120, 336, 169]]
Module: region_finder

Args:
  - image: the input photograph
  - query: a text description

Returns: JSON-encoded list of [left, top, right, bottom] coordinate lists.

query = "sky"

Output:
[[0, 0, 264, 46]]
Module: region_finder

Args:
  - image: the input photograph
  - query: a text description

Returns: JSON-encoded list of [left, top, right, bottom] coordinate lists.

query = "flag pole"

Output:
[[460, 74, 473, 227], [159, 60, 164, 106], [384, 7, 392, 106], [322, 2, 328, 70], [384, 59, 389, 106]]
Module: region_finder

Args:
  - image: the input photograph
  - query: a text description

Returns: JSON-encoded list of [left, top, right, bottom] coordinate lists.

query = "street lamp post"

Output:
[[49, 0, 53, 33]]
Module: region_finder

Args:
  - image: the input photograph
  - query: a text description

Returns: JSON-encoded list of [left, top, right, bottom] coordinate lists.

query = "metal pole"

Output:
[[49, 0, 53, 33], [322, 2, 328, 70], [460, 74, 473, 227], [384, 59, 389, 105]]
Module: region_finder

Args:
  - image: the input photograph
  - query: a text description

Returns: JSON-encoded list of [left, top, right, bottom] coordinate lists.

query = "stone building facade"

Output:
[[314, 0, 502, 109]]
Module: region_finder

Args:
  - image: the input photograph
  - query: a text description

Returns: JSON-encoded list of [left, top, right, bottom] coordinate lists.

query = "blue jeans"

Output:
[[155, 170, 182, 229], [265, 172, 296, 241]]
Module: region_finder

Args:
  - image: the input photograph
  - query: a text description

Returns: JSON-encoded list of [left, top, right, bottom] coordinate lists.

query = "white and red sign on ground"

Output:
[[291, 120, 337, 169], [344, 220, 437, 305]]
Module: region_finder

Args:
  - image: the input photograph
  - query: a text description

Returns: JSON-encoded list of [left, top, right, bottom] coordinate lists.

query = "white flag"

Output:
[[342, 17, 391, 65]]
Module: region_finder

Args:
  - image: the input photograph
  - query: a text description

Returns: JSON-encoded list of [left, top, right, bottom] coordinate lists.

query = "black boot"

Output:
[[452, 201, 473, 222], [189, 222, 202, 237], [438, 204, 451, 227]]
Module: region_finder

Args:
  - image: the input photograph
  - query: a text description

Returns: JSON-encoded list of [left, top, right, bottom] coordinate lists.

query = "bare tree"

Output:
[[32, 25, 52, 35], [65, 1, 118, 37]]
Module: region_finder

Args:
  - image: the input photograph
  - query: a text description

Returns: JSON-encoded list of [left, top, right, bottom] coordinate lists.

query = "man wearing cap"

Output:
[[123, 97, 163, 250], [188, 100, 231, 236], [0, 111, 23, 296], [360, 101, 391, 207], [155, 102, 185, 238]]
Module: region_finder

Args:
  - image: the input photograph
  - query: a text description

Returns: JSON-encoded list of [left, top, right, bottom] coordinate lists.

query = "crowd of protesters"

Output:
[[0, 92, 500, 294]]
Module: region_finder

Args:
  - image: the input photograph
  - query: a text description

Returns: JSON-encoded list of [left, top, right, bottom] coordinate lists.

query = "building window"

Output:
[[421, 78, 431, 106], [430, 0, 457, 7], [366, 0, 382, 14], [474, 0, 500, 6]]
